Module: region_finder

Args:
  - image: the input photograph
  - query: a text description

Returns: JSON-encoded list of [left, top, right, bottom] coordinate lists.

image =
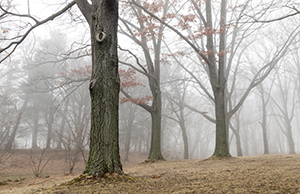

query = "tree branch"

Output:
[[0, 1, 76, 63], [120, 88, 152, 112], [130, 0, 213, 67]]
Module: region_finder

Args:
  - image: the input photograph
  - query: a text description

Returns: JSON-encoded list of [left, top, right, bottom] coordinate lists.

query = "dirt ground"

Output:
[[1, 151, 300, 193]]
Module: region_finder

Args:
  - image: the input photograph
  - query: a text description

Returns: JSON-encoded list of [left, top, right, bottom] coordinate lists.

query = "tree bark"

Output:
[[148, 86, 164, 160], [207, 0, 230, 157], [76, 0, 122, 175]]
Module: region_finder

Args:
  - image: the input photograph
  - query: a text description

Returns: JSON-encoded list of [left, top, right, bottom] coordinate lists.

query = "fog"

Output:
[[0, 0, 300, 166]]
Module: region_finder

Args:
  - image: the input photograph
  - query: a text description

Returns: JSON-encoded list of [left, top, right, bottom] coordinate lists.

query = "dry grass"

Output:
[[1, 153, 300, 193]]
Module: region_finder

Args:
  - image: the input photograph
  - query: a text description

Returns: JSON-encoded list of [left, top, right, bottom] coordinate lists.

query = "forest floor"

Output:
[[1, 151, 300, 193]]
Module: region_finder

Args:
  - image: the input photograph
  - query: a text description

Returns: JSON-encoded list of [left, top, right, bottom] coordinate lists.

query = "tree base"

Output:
[[141, 158, 166, 164], [65, 172, 136, 186], [206, 155, 234, 161]]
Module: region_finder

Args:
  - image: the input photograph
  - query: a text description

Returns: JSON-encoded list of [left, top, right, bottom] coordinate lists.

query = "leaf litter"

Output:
[[2, 154, 300, 193]]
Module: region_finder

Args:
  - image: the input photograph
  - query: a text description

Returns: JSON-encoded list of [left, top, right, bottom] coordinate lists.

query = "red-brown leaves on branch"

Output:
[[120, 95, 153, 105], [177, 14, 197, 30], [119, 68, 152, 106], [119, 68, 145, 89], [58, 65, 92, 79], [56, 65, 92, 86], [218, 50, 230, 56], [192, 0, 207, 7], [162, 13, 176, 21], [142, 0, 163, 13]]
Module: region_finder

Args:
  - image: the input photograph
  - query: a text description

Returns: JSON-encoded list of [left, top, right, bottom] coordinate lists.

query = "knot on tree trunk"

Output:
[[96, 31, 106, 42]]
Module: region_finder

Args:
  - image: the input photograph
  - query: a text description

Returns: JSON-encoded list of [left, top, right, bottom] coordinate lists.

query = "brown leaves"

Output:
[[58, 65, 91, 78], [151, 174, 160, 178], [56, 65, 92, 85], [119, 68, 145, 89], [162, 13, 176, 21], [142, 1, 164, 13], [177, 14, 197, 30], [120, 95, 153, 105]]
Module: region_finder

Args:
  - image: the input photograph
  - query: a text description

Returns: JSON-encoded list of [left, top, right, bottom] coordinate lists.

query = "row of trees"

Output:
[[0, 0, 300, 176]]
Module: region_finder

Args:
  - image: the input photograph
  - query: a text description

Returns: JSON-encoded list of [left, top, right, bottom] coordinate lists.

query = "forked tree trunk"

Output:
[[76, 0, 122, 175], [206, 0, 230, 157]]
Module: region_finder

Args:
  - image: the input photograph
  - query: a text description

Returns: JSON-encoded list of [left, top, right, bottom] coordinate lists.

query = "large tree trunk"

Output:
[[210, 0, 230, 157], [148, 87, 164, 160], [213, 90, 230, 156], [77, 0, 122, 176]]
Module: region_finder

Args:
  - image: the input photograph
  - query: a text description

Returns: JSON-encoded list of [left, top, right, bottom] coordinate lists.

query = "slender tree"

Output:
[[118, 0, 171, 160]]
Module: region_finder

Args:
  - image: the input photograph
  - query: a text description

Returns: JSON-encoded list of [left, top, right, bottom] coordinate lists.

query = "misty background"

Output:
[[0, 0, 300, 165]]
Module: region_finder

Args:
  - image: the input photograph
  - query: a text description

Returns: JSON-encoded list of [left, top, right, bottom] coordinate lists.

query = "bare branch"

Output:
[[129, 0, 213, 66], [0, 1, 76, 63]]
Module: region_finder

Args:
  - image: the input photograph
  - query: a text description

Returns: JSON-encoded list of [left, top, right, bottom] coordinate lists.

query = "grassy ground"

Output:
[[2, 153, 300, 193]]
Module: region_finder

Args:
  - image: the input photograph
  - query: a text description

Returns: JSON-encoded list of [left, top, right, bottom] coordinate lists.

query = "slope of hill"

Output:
[[1, 153, 300, 193]]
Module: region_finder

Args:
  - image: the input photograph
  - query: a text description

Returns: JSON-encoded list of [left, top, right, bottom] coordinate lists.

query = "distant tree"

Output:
[[118, 0, 172, 160], [270, 69, 297, 154], [256, 82, 273, 155], [164, 78, 191, 159], [5, 94, 29, 151]]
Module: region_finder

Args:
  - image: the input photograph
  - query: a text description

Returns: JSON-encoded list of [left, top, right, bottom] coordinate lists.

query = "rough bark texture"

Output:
[[76, 0, 122, 176]]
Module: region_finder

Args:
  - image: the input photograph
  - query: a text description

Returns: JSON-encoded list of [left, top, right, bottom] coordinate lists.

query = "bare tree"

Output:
[[131, 0, 300, 157], [118, 0, 173, 160]]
